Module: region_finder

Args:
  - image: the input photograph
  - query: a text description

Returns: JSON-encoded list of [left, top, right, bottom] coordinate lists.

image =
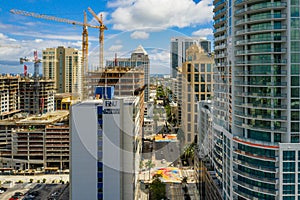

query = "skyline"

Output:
[[0, 0, 214, 74]]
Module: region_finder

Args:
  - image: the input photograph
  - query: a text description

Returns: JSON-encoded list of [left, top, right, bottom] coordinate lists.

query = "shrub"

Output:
[[37, 180, 40, 183], [42, 178, 46, 183], [29, 179, 33, 183]]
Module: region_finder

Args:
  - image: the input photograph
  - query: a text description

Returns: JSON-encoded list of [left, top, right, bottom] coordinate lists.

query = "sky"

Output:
[[0, 0, 214, 74]]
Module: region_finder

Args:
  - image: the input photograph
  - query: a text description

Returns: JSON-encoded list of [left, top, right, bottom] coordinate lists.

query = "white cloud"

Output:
[[35, 39, 43, 43], [192, 28, 213, 38], [110, 0, 213, 31], [108, 44, 123, 52], [130, 31, 149, 39], [107, 0, 136, 8]]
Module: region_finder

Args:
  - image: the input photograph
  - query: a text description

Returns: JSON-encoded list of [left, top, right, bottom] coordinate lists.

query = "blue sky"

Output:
[[0, 0, 213, 74]]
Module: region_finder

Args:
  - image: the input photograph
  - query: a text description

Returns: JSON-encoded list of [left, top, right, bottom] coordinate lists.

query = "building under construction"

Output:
[[0, 111, 69, 171], [0, 75, 55, 117], [0, 75, 21, 120], [19, 78, 55, 115], [87, 66, 145, 128]]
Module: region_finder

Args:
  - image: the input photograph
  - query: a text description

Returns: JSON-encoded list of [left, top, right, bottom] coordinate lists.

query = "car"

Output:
[[9, 196, 19, 200], [14, 192, 24, 197]]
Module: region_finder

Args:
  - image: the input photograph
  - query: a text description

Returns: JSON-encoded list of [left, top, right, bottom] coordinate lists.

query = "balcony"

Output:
[[234, 81, 287, 87], [234, 91, 287, 98], [236, 48, 286, 55], [234, 168, 277, 185], [235, 1, 286, 14], [234, 101, 287, 110], [235, 122, 287, 133], [235, 36, 287, 46], [235, 25, 287, 35], [235, 70, 287, 76], [234, 110, 287, 121], [233, 159, 277, 174], [214, 26, 226, 34], [235, 14, 286, 26], [235, 59, 287, 65], [233, 179, 277, 195]]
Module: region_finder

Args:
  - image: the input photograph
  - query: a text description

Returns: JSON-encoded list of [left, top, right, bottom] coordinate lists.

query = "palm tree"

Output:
[[145, 160, 155, 181], [183, 142, 196, 166]]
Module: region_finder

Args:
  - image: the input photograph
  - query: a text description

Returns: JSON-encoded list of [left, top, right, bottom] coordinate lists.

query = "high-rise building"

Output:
[[0, 75, 20, 120], [170, 37, 211, 78], [181, 44, 214, 144], [213, 0, 300, 199], [42, 46, 82, 95], [106, 45, 150, 102], [19, 79, 55, 114], [70, 89, 142, 200]]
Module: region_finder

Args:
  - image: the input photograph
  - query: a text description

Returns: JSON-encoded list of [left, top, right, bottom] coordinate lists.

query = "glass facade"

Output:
[[213, 0, 300, 199]]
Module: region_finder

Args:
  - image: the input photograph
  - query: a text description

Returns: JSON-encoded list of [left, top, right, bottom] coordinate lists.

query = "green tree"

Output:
[[183, 142, 196, 166], [149, 174, 166, 200], [145, 160, 155, 180]]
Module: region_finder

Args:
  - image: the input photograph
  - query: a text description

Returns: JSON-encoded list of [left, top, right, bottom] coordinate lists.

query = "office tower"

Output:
[[106, 45, 150, 102], [42, 46, 82, 95], [70, 89, 141, 200], [181, 44, 214, 144], [170, 37, 211, 78], [213, 0, 300, 199]]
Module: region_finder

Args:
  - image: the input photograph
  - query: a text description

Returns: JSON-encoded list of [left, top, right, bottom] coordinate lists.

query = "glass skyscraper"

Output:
[[213, 0, 300, 199]]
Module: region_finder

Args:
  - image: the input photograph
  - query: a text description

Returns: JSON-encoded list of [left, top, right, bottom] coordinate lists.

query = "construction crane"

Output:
[[88, 7, 107, 71], [10, 9, 102, 99]]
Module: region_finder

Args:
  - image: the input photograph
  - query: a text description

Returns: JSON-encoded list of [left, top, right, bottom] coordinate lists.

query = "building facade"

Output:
[[71, 92, 142, 200], [181, 44, 214, 144], [213, 0, 300, 199], [106, 45, 150, 102], [19, 78, 55, 114], [0, 75, 20, 120], [170, 37, 211, 78], [42, 46, 82, 96], [0, 111, 69, 171]]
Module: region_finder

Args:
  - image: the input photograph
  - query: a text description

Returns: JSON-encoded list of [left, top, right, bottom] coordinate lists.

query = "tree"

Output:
[[145, 160, 155, 180], [149, 174, 166, 200], [183, 142, 196, 166]]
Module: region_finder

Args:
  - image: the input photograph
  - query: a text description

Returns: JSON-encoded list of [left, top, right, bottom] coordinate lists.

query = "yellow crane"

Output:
[[88, 7, 107, 71], [9, 9, 104, 99]]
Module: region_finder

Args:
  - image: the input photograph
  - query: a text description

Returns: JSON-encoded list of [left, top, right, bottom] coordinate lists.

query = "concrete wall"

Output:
[[70, 102, 98, 200]]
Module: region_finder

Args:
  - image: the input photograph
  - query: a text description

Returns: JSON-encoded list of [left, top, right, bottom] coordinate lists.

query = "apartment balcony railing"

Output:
[[235, 14, 286, 26], [234, 91, 287, 98], [214, 26, 226, 33], [236, 25, 287, 35], [236, 48, 286, 55], [235, 121, 287, 132], [233, 148, 277, 162], [234, 81, 287, 87], [235, 70, 287, 76], [235, 1, 286, 12], [234, 110, 287, 121], [235, 59, 287, 65], [234, 101, 287, 110], [214, 0, 226, 9], [235, 36, 287, 45], [233, 179, 277, 195], [233, 158, 278, 174], [233, 168, 277, 184]]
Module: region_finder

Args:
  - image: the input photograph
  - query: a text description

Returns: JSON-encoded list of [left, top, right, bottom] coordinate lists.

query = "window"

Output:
[[283, 162, 295, 172], [283, 151, 296, 161]]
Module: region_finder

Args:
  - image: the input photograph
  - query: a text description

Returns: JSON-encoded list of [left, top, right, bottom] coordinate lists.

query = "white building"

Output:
[[70, 95, 142, 200]]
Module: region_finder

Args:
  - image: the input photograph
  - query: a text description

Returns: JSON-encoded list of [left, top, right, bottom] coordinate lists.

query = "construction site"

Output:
[[0, 110, 69, 172]]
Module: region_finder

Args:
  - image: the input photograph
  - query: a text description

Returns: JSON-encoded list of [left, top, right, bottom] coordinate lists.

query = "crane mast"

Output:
[[10, 9, 101, 100], [88, 7, 107, 72]]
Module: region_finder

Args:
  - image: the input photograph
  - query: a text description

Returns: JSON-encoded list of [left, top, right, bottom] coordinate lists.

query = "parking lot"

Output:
[[0, 175, 69, 200]]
